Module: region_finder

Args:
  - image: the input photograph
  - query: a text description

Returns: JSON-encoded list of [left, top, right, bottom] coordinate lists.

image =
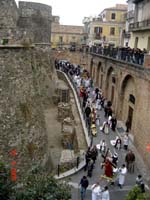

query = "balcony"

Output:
[[126, 10, 134, 20], [93, 33, 102, 40], [129, 19, 150, 31]]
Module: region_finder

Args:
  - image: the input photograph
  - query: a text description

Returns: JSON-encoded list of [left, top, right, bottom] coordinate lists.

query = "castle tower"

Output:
[[0, 0, 18, 43], [18, 1, 52, 44]]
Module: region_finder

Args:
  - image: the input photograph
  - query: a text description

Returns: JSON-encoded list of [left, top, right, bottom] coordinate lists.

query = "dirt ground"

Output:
[[44, 80, 87, 174]]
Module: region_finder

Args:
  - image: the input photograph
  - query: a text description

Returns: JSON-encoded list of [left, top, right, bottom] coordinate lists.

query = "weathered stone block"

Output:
[[57, 103, 73, 121], [61, 124, 75, 149], [60, 150, 76, 171]]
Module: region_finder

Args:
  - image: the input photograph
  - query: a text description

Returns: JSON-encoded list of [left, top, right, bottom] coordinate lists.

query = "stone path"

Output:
[[60, 83, 143, 200], [68, 105, 139, 200]]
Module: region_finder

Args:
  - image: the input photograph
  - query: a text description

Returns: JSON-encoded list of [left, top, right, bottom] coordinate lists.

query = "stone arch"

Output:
[[99, 65, 104, 89], [90, 57, 93, 75], [105, 66, 115, 102], [119, 74, 136, 131], [96, 61, 102, 86], [91, 59, 97, 80]]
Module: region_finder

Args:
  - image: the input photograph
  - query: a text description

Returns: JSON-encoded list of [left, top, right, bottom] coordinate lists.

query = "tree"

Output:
[[0, 161, 71, 200], [0, 161, 14, 200], [126, 186, 150, 200]]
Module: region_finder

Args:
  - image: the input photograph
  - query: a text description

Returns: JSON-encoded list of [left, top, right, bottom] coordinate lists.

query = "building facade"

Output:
[[123, 0, 135, 47], [51, 16, 86, 49], [88, 53, 150, 168], [83, 4, 127, 47], [129, 0, 150, 50]]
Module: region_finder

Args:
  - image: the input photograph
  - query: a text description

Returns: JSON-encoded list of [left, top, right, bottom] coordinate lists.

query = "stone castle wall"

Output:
[[0, 46, 57, 177], [0, 0, 52, 44]]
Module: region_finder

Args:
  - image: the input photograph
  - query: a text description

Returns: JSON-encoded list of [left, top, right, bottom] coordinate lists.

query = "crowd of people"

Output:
[[89, 45, 147, 66], [55, 59, 145, 200]]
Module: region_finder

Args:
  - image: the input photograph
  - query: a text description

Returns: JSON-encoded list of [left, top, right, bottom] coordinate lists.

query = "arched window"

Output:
[[129, 94, 135, 104]]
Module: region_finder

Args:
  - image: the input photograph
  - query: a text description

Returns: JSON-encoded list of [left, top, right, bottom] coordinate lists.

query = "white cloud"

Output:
[[15, 0, 127, 25]]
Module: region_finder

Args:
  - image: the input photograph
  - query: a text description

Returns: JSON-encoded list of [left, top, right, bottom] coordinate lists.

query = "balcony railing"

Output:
[[129, 19, 150, 31]]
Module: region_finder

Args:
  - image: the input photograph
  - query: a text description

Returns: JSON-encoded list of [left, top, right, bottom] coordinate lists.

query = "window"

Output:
[[94, 27, 103, 39], [94, 27, 103, 34], [112, 77, 116, 84], [111, 13, 116, 20], [110, 27, 115, 35], [129, 94, 135, 104], [134, 37, 138, 48]]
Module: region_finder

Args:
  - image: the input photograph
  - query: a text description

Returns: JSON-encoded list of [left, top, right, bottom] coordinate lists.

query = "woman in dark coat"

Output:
[[111, 116, 117, 131]]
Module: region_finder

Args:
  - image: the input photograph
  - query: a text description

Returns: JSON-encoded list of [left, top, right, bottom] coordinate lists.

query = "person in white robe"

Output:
[[118, 164, 127, 188], [108, 115, 112, 127], [104, 122, 109, 134], [101, 186, 110, 200], [96, 98, 101, 111], [91, 182, 101, 200], [99, 139, 107, 153], [123, 134, 129, 150]]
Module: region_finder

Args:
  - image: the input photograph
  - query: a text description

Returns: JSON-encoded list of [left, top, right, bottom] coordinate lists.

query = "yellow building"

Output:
[[83, 4, 127, 47], [51, 16, 86, 49]]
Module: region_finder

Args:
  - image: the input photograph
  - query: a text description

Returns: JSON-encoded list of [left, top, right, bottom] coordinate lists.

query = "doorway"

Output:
[[134, 37, 138, 49], [111, 85, 115, 103], [127, 106, 133, 130], [147, 37, 150, 51]]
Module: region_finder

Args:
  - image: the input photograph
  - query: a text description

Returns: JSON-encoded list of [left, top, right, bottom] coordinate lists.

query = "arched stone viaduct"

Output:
[[54, 50, 150, 167]]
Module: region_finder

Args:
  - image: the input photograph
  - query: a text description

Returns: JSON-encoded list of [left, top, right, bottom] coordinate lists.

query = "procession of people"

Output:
[[55, 59, 145, 200]]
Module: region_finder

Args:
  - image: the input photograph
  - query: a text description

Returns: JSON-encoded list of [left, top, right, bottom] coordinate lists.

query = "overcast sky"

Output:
[[15, 0, 127, 25]]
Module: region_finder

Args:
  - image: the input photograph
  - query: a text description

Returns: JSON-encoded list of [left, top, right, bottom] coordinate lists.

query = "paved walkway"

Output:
[[57, 70, 150, 200], [65, 83, 149, 199], [68, 105, 140, 200]]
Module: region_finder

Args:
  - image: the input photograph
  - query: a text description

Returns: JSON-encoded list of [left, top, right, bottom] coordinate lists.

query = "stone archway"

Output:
[[99, 66, 104, 90], [90, 57, 93, 75], [96, 61, 102, 86], [119, 74, 136, 131], [105, 67, 115, 103]]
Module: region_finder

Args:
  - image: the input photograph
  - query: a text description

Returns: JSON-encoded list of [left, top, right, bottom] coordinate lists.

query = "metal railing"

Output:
[[67, 73, 92, 138], [129, 19, 150, 31], [90, 46, 145, 66]]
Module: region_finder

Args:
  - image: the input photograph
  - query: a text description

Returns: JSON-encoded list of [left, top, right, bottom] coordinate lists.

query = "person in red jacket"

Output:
[[104, 159, 113, 178]]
